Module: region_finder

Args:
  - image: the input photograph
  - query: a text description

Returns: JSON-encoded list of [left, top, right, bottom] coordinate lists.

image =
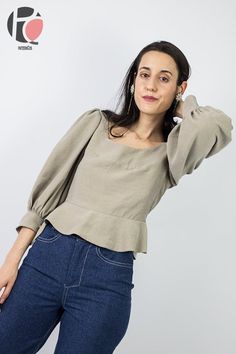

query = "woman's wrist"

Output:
[[5, 227, 36, 266]]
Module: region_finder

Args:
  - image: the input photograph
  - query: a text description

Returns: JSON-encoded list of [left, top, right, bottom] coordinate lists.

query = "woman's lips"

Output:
[[143, 96, 158, 102]]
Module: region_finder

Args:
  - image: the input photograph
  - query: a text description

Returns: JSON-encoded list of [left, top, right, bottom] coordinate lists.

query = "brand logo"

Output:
[[7, 7, 43, 50]]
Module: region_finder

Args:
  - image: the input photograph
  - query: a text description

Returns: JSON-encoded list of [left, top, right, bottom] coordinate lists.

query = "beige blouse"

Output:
[[16, 95, 233, 259]]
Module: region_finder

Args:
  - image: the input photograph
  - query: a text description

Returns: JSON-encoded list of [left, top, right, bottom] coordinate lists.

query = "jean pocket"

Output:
[[36, 222, 62, 243], [96, 246, 134, 268]]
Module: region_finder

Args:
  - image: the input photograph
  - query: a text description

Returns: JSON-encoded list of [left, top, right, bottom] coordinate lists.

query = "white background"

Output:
[[0, 1, 235, 353]]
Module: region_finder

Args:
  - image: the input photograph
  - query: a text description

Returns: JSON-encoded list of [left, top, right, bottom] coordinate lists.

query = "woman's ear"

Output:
[[179, 81, 188, 95]]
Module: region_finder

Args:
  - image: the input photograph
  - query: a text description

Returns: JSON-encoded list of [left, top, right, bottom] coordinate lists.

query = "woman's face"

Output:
[[134, 50, 184, 117]]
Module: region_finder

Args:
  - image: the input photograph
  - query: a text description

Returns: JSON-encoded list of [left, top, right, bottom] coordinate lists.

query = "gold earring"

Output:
[[130, 83, 134, 95], [127, 84, 134, 114], [176, 92, 182, 101], [173, 92, 182, 114]]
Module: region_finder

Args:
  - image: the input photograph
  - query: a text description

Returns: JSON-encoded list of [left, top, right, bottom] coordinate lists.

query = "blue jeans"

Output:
[[0, 221, 135, 353]]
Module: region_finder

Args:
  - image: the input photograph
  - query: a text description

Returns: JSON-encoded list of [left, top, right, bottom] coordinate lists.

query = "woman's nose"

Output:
[[146, 80, 157, 92]]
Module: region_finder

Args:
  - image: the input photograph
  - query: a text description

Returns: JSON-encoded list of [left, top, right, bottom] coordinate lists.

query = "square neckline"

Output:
[[99, 110, 167, 152]]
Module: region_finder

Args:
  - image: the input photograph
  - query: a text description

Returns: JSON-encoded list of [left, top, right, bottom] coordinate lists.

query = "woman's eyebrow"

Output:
[[139, 66, 173, 76]]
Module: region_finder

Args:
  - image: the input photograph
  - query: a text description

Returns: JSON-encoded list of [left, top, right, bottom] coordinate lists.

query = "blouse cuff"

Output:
[[16, 210, 44, 233]]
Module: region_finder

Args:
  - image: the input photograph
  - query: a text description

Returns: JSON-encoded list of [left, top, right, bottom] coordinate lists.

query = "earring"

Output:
[[176, 92, 182, 101], [130, 83, 134, 95], [173, 92, 182, 114], [127, 83, 134, 114]]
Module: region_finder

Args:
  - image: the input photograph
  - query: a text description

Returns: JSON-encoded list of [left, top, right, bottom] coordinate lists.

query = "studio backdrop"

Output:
[[0, 1, 235, 354]]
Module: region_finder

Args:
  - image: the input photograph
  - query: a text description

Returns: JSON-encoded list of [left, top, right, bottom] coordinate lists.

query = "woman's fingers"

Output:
[[0, 263, 18, 304], [0, 280, 15, 303]]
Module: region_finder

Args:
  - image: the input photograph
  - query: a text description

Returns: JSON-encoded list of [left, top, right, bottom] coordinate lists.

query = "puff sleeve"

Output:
[[16, 108, 102, 233], [167, 95, 233, 186]]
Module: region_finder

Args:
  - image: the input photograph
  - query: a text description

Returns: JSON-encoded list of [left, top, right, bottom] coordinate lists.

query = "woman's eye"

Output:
[[160, 77, 169, 82]]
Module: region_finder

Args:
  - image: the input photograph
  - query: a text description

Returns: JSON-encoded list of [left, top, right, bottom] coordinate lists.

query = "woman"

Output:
[[0, 41, 233, 353]]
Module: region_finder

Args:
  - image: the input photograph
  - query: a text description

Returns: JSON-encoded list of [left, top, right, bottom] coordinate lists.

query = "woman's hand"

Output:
[[0, 227, 36, 305], [174, 98, 185, 119], [0, 260, 19, 304]]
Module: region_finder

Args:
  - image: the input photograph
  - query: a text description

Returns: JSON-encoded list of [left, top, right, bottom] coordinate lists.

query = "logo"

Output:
[[7, 7, 43, 50]]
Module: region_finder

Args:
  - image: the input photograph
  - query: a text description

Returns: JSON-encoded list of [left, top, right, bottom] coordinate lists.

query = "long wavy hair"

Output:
[[101, 40, 191, 142]]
